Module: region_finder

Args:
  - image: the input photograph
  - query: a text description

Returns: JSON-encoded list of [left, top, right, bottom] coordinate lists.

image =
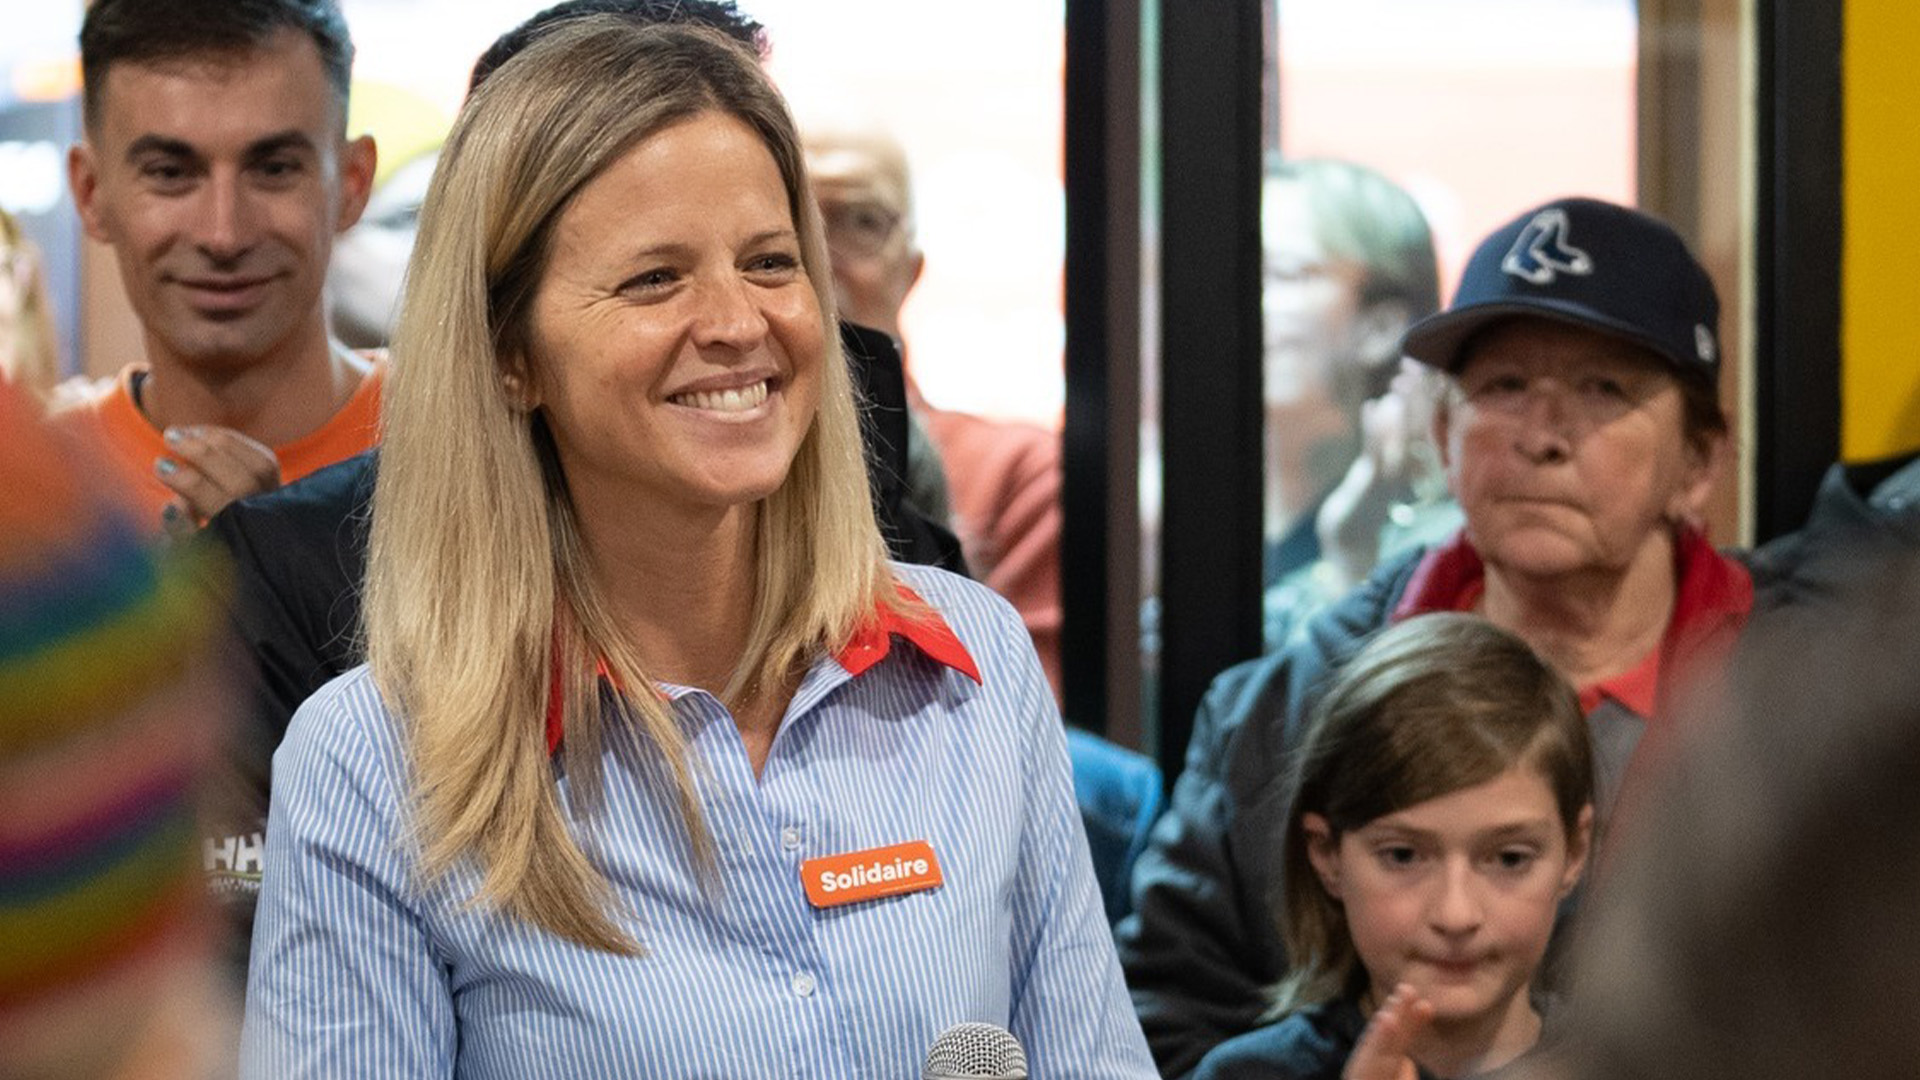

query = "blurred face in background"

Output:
[[804, 129, 921, 341], [1262, 177, 1370, 413], [1261, 176, 1374, 522]]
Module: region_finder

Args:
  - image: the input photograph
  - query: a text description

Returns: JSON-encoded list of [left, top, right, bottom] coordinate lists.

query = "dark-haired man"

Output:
[[56, 0, 379, 534]]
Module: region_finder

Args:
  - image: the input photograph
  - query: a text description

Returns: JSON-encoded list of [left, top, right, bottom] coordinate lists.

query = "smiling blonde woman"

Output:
[[238, 18, 1152, 1079]]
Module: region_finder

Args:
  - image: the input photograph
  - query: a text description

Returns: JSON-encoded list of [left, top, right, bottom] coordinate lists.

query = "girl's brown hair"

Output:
[[1271, 612, 1593, 1013]]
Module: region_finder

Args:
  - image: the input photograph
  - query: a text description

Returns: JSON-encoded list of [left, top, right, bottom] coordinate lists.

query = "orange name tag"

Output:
[[801, 840, 944, 908]]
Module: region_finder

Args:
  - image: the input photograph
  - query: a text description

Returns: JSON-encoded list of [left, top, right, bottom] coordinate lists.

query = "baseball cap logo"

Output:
[[1502, 208, 1594, 285]]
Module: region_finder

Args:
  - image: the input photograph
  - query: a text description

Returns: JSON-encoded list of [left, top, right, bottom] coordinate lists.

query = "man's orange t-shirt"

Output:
[[49, 361, 384, 533]]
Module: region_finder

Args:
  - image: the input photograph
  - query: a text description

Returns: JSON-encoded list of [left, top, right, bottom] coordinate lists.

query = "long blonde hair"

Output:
[[365, 19, 893, 953]]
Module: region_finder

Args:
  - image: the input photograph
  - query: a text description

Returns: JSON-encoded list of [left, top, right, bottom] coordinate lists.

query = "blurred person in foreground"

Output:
[[1541, 555, 1920, 1080], [0, 377, 234, 1078], [239, 20, 1151, 1078], [1119, 197, 1753, 1077], [55, 0, 379, 534]]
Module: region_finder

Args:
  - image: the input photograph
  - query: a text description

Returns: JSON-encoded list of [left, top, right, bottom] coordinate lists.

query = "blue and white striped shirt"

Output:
[[240, 566, 1155, 1078]]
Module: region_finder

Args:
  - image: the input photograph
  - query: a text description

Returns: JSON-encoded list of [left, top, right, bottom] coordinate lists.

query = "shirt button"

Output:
[[781, 825, 803, 851], [791, 971, 817, 998]]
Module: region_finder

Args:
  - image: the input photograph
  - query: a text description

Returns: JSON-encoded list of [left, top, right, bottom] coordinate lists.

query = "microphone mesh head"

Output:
[[922, 1022, 1029, 1079]]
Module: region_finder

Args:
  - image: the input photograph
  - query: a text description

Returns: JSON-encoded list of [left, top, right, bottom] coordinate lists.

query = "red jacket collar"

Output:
[[543, 585, 980, 755], [1393, 526, 1753, 713]]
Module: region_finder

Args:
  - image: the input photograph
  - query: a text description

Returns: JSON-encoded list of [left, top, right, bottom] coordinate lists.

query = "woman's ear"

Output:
[[1560, 804, 1596, 897], [1302, 813, 1344, 901], [501, 361, 540, 412]]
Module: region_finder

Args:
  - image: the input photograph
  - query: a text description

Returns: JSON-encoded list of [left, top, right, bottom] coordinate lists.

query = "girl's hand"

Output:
[[1344, 983, 1435, 1080]]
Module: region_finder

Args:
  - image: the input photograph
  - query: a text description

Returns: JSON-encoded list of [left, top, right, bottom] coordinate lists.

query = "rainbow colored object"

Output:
[[0, 381, 225, 1017]]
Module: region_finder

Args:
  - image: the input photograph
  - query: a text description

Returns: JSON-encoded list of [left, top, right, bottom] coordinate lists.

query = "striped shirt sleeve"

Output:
[[240, 672, 456, 1078]]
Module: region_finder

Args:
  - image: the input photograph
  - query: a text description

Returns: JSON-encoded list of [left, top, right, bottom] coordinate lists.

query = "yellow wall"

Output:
[[1842, 0, 1920, 460]]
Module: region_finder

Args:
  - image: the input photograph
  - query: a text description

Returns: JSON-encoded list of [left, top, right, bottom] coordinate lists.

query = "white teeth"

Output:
[[672, 380, 769, 413]]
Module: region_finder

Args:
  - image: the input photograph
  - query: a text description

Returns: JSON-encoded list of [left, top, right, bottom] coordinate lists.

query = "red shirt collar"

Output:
[[1578, 639, 1662, 717], [1393, 526, 1752, 716], [833, 585, 983, 685], [544, 585, 980, 755]]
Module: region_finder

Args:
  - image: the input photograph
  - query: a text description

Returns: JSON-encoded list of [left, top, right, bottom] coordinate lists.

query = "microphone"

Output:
[[923, 1022, 1029, 1080]]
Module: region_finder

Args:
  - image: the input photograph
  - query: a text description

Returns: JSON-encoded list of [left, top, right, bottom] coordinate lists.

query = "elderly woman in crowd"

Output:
[[239, 20, 1151, 1079], [1119, 197, 1754, 1078]]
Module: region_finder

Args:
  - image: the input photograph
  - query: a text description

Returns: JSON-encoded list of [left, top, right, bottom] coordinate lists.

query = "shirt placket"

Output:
[[678, 684, 853, 1079]]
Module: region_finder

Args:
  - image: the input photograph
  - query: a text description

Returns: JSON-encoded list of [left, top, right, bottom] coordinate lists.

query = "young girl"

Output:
[[1193, 613, 1593, 1080]]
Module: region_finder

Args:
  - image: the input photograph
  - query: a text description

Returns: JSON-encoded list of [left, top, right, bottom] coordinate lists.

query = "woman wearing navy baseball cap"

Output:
[[1394, 197, 1742, 763]]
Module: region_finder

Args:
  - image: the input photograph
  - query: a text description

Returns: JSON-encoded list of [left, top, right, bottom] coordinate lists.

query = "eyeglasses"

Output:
[[1262, 255, 1364, 289], [819, 200, 904, 259]]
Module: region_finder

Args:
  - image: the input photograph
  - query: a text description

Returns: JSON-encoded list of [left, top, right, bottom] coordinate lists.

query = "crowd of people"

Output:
[[2, 0, 1917, 1078]]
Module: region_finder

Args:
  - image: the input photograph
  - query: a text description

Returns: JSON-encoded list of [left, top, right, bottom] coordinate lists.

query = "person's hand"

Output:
[[155, 424, 281, 534], [1343, 983, 1434, 1080], [1316, 388, 1417, 586], [1358, 379, 1418, 486], [1316, 360, 1450, 590]]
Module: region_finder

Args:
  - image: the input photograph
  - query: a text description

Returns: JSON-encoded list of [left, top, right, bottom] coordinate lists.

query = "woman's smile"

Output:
[[666, 378, 772, 414]]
